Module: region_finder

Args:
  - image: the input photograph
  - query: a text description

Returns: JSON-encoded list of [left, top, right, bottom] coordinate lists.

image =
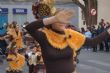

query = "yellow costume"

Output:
[[15, 30, 23, 49], [7, 53, 25, 71], [7, 27, 23, 49], [42, 28, 86, 56]]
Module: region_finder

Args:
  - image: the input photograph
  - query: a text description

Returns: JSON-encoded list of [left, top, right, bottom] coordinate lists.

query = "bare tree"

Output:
[[72, 0, 97, 27]]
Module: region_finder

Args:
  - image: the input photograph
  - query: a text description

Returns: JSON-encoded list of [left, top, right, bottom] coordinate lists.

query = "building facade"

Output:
[[0, 0, 79, 29], [0, 0, 110, 30]]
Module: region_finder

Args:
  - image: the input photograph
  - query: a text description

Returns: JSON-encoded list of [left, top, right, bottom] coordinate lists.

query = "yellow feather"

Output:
[[42, 28, 85, 54], [7, 53, 25, 70]]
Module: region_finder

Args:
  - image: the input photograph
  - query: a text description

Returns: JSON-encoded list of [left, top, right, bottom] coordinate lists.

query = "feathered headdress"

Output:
[[32, 0, 56, 19]]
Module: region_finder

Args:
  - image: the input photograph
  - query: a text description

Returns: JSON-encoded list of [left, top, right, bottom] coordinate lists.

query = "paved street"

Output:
[[0, 49, 110, 73], [77, 50, 110, 73]]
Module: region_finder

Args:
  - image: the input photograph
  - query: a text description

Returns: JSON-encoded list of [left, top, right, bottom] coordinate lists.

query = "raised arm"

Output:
[[84, 29, 110, 47], [25, 9, 74, 40], [25, 20, 44, 34]]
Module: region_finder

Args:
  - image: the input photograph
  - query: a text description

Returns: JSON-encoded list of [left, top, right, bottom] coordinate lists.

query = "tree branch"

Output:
[[72, 0, 85, 10]]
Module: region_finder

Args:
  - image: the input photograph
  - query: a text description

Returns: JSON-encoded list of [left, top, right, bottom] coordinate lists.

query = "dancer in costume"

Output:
[[27, 45, 41, 73], [7, 23, 23, 49], [6, 43, 25, 73], [6, 23, 25, 73], [25, 0, 110, 73]]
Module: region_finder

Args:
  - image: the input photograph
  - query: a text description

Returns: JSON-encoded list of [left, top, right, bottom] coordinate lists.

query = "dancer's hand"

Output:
[[55, 9, 74, 24], [43, 9, 74, 25]]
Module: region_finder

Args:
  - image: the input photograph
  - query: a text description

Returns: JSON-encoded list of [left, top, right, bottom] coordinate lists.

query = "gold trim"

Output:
[[42, 28, 85, 52]]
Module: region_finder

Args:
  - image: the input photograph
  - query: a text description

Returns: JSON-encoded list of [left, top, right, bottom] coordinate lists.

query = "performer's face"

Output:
[[52, 23, 67, 31]]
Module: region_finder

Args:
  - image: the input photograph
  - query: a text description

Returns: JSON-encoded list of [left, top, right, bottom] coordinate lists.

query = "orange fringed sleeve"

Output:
[[65, 29, 86, 51]]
